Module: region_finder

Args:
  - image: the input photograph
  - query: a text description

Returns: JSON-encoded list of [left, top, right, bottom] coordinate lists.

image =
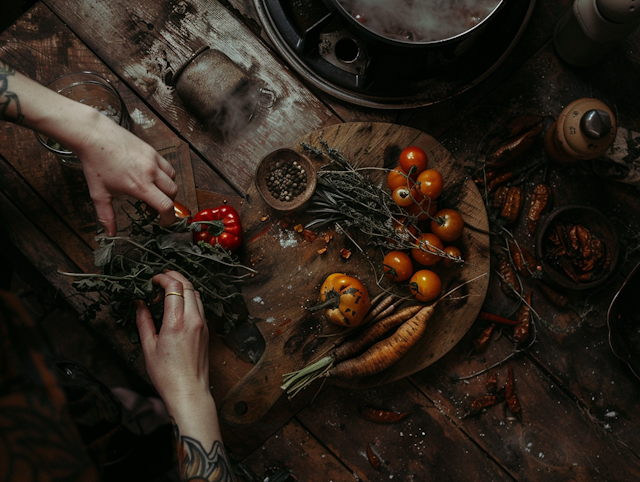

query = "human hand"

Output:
[[135, 270, 221, 453], [135, 271, 211, 411], [72, 108, 179, 236]]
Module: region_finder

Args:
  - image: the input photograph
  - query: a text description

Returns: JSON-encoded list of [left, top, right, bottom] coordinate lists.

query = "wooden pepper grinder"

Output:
[[544, 98, 617, 163]]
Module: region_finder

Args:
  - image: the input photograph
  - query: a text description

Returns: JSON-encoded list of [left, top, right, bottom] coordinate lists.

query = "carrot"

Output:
[[281, 304, 422, 397], [327, 304, 435, 379], [333, 304, 424, 362], [360, 294, 395, 326]]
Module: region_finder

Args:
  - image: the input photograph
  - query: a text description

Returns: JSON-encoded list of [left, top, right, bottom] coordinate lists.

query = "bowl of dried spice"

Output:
[[255, 148, 317, 211], [536, 205, 618, 290]]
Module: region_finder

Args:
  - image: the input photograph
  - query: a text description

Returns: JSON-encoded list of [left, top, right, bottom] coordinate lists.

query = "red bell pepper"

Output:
[[191, 205, 242, 251]]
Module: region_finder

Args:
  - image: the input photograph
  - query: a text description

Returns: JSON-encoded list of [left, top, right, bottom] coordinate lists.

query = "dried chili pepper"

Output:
[[499, 255, 520, 298], [366, 444, 381, 470], [474, 170, 498, 186], [473, 324, 495, 352], [505, 365, 521, 414], [492, 185, 509, 210], [471, 395, 499, 412], [477, 311, 520, 326], [509, 241, 539, 278], [505, 114, 545, 139], [513, 290, 533, 344], [485, 119, 543, 170], [527, 183, 552, 234], [486, 372, 498, 394], [535, 280, 568, 308], [499, 186, 523, 224], [488, 172, 515, 191], [359, 405, 411, 424]]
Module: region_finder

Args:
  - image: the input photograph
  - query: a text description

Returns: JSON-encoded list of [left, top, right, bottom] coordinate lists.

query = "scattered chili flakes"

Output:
[[260, 215, 270, 222], [302, 229, 317, 242], [340, 248, 352, 259], [317, 247, 327, 255], [359, 405, 411, 424], [294, 223, 304, 233], [324, 233, 333, 243]]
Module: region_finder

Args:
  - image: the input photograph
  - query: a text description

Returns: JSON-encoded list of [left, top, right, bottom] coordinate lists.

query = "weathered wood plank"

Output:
[[409, 333, 640, 481], [0, 184, 149, 377], [44, 0, 338, 194], [0, 5, 198, 244], [240, 418, 355, 481], [439, 37, 640, 452], [296, 379, 514, 481]]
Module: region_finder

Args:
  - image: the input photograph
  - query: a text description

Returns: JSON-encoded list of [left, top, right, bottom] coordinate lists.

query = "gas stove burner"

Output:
[[254, 0, 536, 108]]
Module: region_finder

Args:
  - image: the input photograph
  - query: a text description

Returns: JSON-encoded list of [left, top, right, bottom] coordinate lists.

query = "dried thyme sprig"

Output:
[[60, 201, 255, 336], [301, 140, 462, 266]]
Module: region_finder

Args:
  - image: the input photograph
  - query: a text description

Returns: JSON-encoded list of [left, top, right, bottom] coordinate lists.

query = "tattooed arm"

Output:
[[0, 62, 178, 236], [136, 271, 236, 482]]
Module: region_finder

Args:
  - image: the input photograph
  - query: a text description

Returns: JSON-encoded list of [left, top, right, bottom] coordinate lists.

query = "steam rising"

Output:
[[337, 0, 501, 42]]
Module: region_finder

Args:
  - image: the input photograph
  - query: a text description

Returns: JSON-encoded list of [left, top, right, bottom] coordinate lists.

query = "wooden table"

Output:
[[3, 1, 640, 480]]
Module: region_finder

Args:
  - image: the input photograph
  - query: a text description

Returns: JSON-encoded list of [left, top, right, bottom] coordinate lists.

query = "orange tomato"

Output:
[[416, 169, 444, 199], [431, 208, 464, 242], [411, 233, 444, 266], [399, 146, 428, 177], [441, 246, 463, 267], [390, 217, 419, 245], [409, 270, 441, 302], [405, 197, 438, 221], [387, 166, 413, 190], [392, 186, 415, 207], [383, 251, 414, 282]]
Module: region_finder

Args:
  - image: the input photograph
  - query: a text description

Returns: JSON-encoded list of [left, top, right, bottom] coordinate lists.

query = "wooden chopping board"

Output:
[[219, 123, 490, 425]]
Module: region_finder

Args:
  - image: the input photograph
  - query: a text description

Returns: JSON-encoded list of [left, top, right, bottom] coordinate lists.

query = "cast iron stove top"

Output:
[[254, 0, 536, 108]]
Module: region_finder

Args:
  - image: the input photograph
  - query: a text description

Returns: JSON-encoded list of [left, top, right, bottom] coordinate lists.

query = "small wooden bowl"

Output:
[[255, 148, 317, 211], [536, 205, 618, 290]]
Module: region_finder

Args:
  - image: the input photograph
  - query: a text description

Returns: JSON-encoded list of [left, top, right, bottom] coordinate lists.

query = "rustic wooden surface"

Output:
[[220, 122, 490, 425], [3, 0, 640, 480]]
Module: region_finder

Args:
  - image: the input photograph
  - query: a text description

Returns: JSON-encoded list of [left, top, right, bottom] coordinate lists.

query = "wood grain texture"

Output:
[[0, 5, 197, 244], [410, 334, 640, 481], [296, 379, 514, 482], [219, 122, 490, 425], [44, 0, 338, 194]]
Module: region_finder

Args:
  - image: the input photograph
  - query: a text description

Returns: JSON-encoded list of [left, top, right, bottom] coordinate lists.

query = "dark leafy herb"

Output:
[[61, 202, 255, 335], [302, 139, 459, 268]]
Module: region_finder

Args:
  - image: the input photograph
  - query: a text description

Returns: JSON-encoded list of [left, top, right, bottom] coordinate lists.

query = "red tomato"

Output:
[[442, 246, 462, 267], [383, 251, 413, 282], [416, 169, 444, 199], [392, 187, 415, 207], [431, 208, 464, 242], [387, 166, 413, 190], [399, 146, 428, 177], [411, 233, 444, 266], [409, 270, 441, 302]]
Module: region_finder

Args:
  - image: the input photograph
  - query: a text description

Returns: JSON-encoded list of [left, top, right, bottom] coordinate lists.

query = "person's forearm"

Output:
[[168, 394, 236, 482], [0, 61, 102, 150]]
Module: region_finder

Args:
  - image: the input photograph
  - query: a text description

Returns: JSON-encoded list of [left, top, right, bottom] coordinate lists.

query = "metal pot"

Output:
[[323, 0, 508, 52]]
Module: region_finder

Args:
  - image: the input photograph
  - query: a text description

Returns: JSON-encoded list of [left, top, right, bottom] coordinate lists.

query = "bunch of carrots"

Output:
[[281, 276, 481, 398], [281, 294, 433, 397]]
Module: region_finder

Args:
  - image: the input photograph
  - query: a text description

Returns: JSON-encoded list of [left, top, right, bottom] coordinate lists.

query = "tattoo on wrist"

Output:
[[0, 63, 24, 125], [172, 417, 235, 482]]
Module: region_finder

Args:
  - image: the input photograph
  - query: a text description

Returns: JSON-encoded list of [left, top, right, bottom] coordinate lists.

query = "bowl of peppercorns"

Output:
[[255, 148, 317, 211]]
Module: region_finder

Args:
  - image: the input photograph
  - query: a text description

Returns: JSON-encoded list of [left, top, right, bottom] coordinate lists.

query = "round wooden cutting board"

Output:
[[219, 122, 490, 425]]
